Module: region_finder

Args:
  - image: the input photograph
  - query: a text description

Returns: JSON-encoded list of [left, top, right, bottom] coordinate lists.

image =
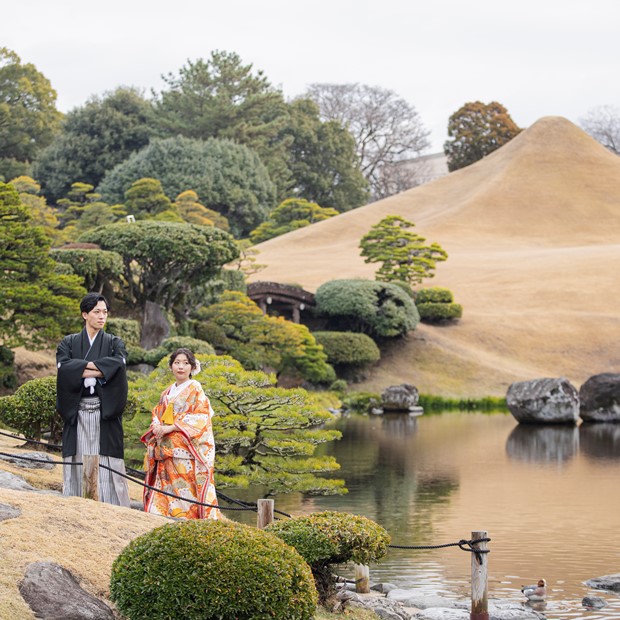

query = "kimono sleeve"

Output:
[[56, 335, 87, 425]]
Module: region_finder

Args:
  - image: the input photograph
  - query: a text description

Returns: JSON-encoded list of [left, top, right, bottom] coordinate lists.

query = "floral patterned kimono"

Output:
[[141, 379, 220, 519]]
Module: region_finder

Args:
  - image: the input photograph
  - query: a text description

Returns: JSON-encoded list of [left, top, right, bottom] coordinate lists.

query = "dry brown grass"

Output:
[[0, 432, 167, 618], [250, 117, 620, 396]]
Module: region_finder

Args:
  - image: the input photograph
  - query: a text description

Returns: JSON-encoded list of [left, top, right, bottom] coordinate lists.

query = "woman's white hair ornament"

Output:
[[193, 359, 202, 377]]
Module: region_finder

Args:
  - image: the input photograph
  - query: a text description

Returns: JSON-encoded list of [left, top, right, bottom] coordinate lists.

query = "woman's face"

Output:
[[82, 300, 108, 333], [171, 354, 193, 384]]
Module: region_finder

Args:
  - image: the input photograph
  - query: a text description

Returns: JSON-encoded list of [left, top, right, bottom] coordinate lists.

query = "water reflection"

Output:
[[579, 423, 620, 461], [505, 424, 579, 465]]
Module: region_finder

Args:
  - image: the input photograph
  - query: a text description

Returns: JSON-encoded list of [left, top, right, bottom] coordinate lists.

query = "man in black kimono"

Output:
[[56, 292, 130, 506]]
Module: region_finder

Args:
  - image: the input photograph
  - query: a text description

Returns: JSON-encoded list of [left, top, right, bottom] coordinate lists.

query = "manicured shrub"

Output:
[[267, 511, 390, 603], [0, 376, 60, 441], [415, 286, 454, 304], [312, 331, 381, 367], [110, 519, 318, 620], [417, 302, 463, 323], [105, 318, 141, 346], [314, 279, 419, 339]]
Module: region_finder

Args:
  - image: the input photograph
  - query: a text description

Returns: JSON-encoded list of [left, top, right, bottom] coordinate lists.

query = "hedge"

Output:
[[312, 331, 380, 366], [110, 519, 318, 620]]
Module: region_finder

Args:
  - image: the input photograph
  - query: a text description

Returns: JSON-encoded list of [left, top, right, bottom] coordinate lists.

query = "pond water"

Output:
[[227, 411, 620, 619]]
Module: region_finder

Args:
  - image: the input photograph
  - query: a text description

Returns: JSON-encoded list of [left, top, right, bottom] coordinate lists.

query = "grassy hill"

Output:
[[250, 117, 620, 397]]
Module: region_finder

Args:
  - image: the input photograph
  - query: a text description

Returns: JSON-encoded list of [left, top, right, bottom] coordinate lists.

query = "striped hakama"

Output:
[[63, 396, 130, 507]]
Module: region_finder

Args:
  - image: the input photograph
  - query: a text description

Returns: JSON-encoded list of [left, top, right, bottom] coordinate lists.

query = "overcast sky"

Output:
[[3, 0, 619, 152]]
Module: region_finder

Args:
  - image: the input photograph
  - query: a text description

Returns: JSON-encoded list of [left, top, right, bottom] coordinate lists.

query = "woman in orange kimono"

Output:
[[142, 348, 220, 519]]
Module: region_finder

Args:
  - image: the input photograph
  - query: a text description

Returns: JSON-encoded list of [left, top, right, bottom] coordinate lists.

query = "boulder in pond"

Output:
[[585, 573, 620, 592], [579, 373, 620, 422], [381, 384, 420, 411], [506, 378, 579, 424]]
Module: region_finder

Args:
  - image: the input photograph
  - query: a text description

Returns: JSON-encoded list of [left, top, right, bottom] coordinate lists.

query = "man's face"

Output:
[[82, 300, 108, 332]]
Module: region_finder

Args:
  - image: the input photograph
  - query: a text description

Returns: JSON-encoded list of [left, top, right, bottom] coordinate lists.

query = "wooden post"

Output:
[[82, 454, 99, 501], [257, 499, 274, 529], [354, 564, 370, 593], [470, 530, 489, 620]]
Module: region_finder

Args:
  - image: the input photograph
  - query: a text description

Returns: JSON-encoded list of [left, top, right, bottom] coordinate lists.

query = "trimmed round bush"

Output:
[[341, 391, 381, 414], [266, 511, 390, 603], [417, 302, 463, 323], [0, 376, 61, 442], [105, 318, 141, 346], [312, 331, 380, 367], [315, 279, 419, 339], [415, 286, 454, 304], [110, 520, 318, 620]]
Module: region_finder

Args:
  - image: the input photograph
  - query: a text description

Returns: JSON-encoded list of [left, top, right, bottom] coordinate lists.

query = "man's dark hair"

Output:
[[80, 293, 109, 315]]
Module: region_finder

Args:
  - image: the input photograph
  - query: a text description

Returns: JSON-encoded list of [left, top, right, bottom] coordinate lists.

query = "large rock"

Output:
[[585, 573, 620, 592], [19, 561, 115, 620], [506, 378, 579, 424], [579, 373, 620, 422], [381, 384, 420, 411], [0, 451, 56, 470]]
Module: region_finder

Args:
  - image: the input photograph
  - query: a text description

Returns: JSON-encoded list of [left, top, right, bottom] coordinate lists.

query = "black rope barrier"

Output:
[[1, 442, 485, 548]]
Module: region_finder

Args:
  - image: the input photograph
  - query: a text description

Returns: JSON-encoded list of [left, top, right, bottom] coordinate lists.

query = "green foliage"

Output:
[[79, 221, 238, 311], [314, 279, 419, 339], [110, 520, 318, 620], [282, 98, 368, 211], [0, 182, 85, 348], [444, 101, 521, 171], [312, 331, 380, 367], [0, 376, 61, 441], [267, 511, 390, 603], [415, 287, 462, 323], [124, 177, 180, 221], [418, 394, 507, 411], [0, 346, 16, 390], [105, 318, 141, 346], [250, 197, 339, 243], [49, 247, 124, 293], [195, 292, 335, 384], [359, 215, 448, 286], [128, 355, 344, 495], [54, 182, 126, 240], [97, 136, 276, 237], [417, 302, 463, 323], [0, 48, 62, 178], [415, 286, 454, 304], [340, 391, 381, 414], [33, 87, 155, 203], [153, 50, 292, 198], [174, 189, 230, 230], [9, 176, 64, 246]]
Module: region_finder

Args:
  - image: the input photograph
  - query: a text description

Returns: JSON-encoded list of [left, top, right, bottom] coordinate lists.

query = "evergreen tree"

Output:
[[0, 182, 85, 348]]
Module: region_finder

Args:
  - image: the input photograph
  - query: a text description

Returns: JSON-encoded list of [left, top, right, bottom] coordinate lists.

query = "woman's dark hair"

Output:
[[168, 348, 197, 374], [80, 293, 109, 315]]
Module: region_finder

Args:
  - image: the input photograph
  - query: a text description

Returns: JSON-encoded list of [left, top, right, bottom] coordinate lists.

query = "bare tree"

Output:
[[580, 105, 620, 155], [304, 83, 430, 200]]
